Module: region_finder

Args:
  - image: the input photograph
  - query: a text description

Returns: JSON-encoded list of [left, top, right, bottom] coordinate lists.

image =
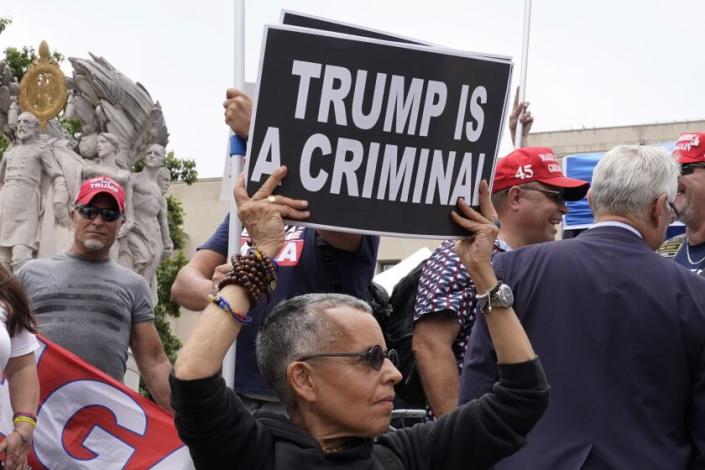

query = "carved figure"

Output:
[[0, 112, 69, 270], [118, 144, 172, 286], [65, 54, 168, 271], [0, 61, 19, 141], [36, 137, 85, 259], [0, 51, 171, 277], [66, 54, 168, 167], [156, 166, 174, 262]]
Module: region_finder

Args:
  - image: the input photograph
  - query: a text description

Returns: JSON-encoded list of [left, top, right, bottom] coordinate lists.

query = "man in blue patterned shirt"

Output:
[[412, 146, 589, 418]]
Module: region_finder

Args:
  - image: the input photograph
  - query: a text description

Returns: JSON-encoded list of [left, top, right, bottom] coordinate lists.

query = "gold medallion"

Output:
[[18, 41, 68, 128]]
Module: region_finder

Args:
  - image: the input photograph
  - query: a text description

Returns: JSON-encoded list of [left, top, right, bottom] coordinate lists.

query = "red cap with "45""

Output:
[[492, 146, 590, 201]]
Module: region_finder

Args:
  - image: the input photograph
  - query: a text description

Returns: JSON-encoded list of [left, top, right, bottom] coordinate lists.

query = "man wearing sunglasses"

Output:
[[413, 146, 588, 419], [17, 176, 174, 412], [658, 132, 705, 275]]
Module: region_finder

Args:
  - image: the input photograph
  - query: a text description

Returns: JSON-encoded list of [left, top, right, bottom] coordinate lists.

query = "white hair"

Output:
[[590, 145, 679, 219]]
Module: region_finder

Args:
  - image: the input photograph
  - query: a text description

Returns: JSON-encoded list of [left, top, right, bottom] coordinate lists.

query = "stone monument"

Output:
[[0, 112, 69, 270], [0, 42, 173, 292], [119, 144, 173, 286]]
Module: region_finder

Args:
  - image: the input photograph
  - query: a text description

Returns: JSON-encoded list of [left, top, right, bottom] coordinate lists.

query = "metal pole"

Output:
[[514, 0, 532, 148], [222, 0, 246, 389]]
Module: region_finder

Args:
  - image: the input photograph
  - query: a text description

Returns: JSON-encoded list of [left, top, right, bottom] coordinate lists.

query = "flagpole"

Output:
[[222, 0, 246, 390], [514, 0, 532, 147]]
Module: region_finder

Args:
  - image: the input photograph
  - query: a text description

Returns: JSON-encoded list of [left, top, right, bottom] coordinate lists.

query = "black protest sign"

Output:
[[246, 25, 512, 238], [281, 10, 424, 45], [281, 11, 508, 62]]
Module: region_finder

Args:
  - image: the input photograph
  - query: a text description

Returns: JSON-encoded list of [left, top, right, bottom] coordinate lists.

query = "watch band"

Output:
[[476, 281, 501, 314]]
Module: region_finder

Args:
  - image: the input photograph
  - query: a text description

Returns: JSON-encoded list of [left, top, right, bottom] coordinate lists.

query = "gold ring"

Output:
[[267, 195, 276, 203]]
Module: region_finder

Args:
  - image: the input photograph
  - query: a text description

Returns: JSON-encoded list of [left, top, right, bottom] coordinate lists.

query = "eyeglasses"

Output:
[[76, 204, 122, 222], [521, 186, 567, 206], [680, 163, 705, 175], [298, 345, 399, 371]]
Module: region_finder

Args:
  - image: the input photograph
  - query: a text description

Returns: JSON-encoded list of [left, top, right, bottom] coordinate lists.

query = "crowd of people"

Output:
[[2, 84, 705, 469]]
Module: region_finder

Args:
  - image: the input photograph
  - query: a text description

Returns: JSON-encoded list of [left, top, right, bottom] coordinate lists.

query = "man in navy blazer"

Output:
[[459, 145, 705, 469]]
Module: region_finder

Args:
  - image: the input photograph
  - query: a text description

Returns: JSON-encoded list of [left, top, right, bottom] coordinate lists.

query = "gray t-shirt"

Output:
[[17, 253, 154, 381]]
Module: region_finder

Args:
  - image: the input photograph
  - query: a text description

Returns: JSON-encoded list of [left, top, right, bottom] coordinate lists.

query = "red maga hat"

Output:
[[492, 146, 589, 201], [75, 176, 126, 213], [673, 132, 705, 164]]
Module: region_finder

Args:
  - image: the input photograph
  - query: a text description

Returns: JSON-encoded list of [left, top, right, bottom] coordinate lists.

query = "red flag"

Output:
[[1, 335, 194, 469]]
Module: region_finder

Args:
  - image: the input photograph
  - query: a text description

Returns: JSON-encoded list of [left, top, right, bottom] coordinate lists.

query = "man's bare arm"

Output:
[[171, 249, 227, 311], [131, 321, 173, 413], [508, 87, 533, 149], [413, 314, 462, 417]]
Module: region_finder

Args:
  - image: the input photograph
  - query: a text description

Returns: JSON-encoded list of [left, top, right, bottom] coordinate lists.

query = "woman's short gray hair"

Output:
[[590, 145, 679, 218], [256, 293, 372, 409]]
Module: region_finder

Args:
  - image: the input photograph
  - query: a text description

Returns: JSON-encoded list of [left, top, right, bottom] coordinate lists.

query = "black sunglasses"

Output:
[[521, 186, 567, 206], [298, 345, 399, 371], [76, 204, 122, 222], [681, 163, 705, 176]]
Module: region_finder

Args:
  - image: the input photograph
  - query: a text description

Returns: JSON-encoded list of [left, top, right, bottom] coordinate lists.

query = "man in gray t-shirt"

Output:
[[19, 254, 153, 380], [17, 176, 173, 412]]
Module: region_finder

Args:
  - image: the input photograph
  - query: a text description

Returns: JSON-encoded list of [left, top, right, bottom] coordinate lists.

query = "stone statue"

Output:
[[67, 54, 168, 167], [156, 166, 174, 261], [118, 144, 172, 287], [0, 61, 19, 141], [156, 166, 172, 198], [80, 132, 135, 259], [0, 51, 172, 281], [36, 137, 85, 260], [0, 112, 69, 270]]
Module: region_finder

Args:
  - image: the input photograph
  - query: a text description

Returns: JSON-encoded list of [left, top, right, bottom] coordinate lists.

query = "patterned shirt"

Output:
[[413, 238, 507, 419]]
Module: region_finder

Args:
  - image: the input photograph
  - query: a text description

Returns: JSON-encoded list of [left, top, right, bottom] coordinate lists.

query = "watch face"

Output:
[[493, 284, 514, 308]]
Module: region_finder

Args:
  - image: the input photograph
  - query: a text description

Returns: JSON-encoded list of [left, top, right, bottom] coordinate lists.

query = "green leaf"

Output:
[[0, 17, 12, 36]]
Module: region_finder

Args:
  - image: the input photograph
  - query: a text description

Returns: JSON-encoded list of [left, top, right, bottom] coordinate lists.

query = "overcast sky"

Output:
[[4, 0, 704, 178]]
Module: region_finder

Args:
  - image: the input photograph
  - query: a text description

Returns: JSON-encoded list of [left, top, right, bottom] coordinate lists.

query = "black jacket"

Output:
[[171, 358, 549, 469]]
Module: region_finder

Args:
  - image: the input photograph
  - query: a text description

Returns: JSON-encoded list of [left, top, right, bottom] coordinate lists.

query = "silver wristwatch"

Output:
[[476, 281, 514, 314]]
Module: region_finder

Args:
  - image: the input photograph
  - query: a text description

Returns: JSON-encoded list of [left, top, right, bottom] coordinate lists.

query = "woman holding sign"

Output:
[[171, 169, 549, 469]]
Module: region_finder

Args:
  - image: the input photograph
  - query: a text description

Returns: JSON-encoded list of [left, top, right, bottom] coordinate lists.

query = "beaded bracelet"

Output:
[[208, 294, 253, 325], [218, 247, 278, 304]]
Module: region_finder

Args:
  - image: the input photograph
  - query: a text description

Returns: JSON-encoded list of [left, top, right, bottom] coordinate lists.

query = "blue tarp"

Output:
[[562, 142, 684, 237]]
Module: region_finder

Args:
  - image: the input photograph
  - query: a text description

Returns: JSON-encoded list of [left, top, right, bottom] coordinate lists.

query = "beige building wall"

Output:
[[377, 237, 444, 269], [166, 119, 705, 342], [166, 177, 229, 341], [529, 120, 705, 157]]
